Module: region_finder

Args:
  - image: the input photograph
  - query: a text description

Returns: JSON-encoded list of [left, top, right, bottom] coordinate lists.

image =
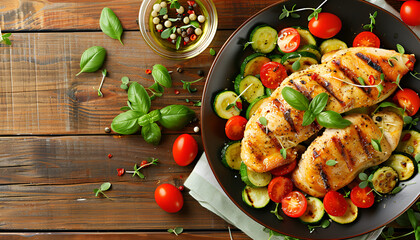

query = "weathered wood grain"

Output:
[[0, 30, 234, 135], [0, 134, 241, 230], [0, 0, 282, 31]]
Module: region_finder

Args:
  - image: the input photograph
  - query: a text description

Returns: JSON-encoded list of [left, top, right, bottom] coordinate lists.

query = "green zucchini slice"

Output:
[[319, 38, 348, 55], [242, 185, 270, 208], [249, 25, 278, 54], [329, 198, 358, 224], [371, 166, 399, 194], [295, 27, 317, 46], [240, 53, 271, 77], [240, 162, 272, 187], [213, 91, 242, 119], [396, 130, 420, 158], [246, 95, 268, 119], [297, 44, 321, 61], [235, 75, 265, 103], [384, 153, 417, 181], [299, 197, 325, 224], [281, 51, 318, 73], [221, 141, 242, 170]]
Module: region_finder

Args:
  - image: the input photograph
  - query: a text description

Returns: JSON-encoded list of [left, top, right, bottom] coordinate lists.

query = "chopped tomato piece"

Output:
[[281, 191, 307, 218], [323, 190, 348, 216], [225, 116, 247, 140], [353, 31, 380, 48], [260, 62, 288, 89], [270, 160, 297, 176], [393, 88, 420, 116], [277, 28, 300, 53], [267, 176, 293, 203], [350, 185, 375, 208]]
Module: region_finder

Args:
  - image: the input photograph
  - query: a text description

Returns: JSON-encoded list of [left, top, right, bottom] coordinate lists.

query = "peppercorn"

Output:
[[104, 127, 111, 133], [197, 70, 204, 76], [181, 31, 187, 38], [186, 27, 194, 35], [176, 67, 183, 73]]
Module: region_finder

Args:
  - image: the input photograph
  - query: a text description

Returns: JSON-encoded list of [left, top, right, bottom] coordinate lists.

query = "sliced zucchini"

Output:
[[299, 197, 325, 224], [265, 88, 273, 96], [240, 53, 271, 77], [395, 130, 420, 158], [242, 185, 270, 208], [249, 25, 278, 54], [297, 44, 321, 61], [240, 162, 272, 187], [221, 141, 242, 170], [213, 91, 242, 119], [384, 153, 417, 181], [319, 39, 348, 55], [371, 166, 399, 194], [235, 75, 265, 103], [295, 27, 317, 46], [234, 74, 243, 94], [281, 51, 318, 73], [329, 198, 358, 224], [246, 95, 268, 119], [269, 54, 283, 63]]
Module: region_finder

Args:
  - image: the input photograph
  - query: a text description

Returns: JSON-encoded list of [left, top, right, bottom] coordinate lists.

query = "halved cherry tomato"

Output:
[[277, 28, 300, 53], [323, 190, 348, 216], [393, 88, 420, 116], [225, 115, 247, 140], [400, 1, 420, 26], [260, 62, 288, 89], [281, 191, 307, 218], [308, 13, 342, 39], [155, 183, 184, 213], [353, 31, 381, 48], [350, 185, 375, 208], [270, 160, 297, 176], [173, 134, 198, 166], [267, 176, 293, 203]]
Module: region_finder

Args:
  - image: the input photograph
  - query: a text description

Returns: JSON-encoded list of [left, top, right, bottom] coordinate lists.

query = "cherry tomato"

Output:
[[308, 13, 342, 39], [393, 88, 420, 116], [260, 62, 288, 89], [350, 185, 375, 208], [172, 134, 198, 166], [281, 191, 307, 218], [277, 28, 301, 53], [400, 1, 420, 26], [353, 31, 381, 48], [225, 116, 248, 140], [267, 176, 293, 203], [270, 160, 297, 176], [323, 190, 348, 216], [154, 183, 184, 213]]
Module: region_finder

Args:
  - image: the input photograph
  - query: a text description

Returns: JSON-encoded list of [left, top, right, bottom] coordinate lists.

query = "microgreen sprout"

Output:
[[181, 77, 203, 93], [392, 74, 403, 91], [326, 159, 337, 166], [167, 227, 183, 236], [93, 182, 112, 199], [270, 202, 283, 221], [97, 69, 107, 97], [308, 219, 331, 233], [120, 76, 130, 90], [371, 129, 384, 152], [0, 27, 12, 45], [404, 116, 419, 130], [279, 0, 328, 21], [193, 100, 201, 107], [387, 56, 398, 67], [396, 44, 405, 55], [410, 70, 420, 81], [209, 48, 216, 56], [226, 83, 253, 111], [292, 55, 302, 71], [130, 158, 159, 179], [168, 0, 180, 9], [363, 11, 377, 32]]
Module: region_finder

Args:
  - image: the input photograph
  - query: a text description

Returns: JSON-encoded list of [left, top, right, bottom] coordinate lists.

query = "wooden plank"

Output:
[[0, 30, 233, 135], [1, 0, 282, 31], [0, 134, 239, 230], [0, 231, 251, 240]]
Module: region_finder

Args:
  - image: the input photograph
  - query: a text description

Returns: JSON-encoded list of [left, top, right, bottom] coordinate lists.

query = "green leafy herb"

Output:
[[100, 7, 124, 45], [159, 105, 195, 130], [209, 48, 216, 56], [161, 26, 175, 39], [308, 219, 331, 233], [326, 159, 337, 166], [280, 148, 287, 159], [373, 101, 404, 116], [357, 77, 366, 86], [138, 110, 162, 126], [152, 64, 172, 88], [397, 44, 405, 55], [168, 227, 184, 236], [111, 110, 142, 134], [363, 11, 377, 32], [292, 55, 301, 71], [0, 28, 12, 45], [281, 87, 309, 111], [185, 98, 190, 103], [393, 74, 403, 91], [121, 76, 130, 90], [159, 7, 168, 15], [376, 83, 384, 98], [410, 71, 420, 81], [243, 41, 252, 50], [279, 1, 327, 21], [316, 111, 352, 129], [388, 56, 398, 67], [193, 100, 202, 107], [76, 46, 107, 76], [259, 116, 268, 126], [131, 158, 159, 178], [97, 69, 107, 97], [371, 139, 382, 152], [404, 116, 419, 130], [176, 36, 182, 50], [279, 4, 300, 20], [147, 82, 164, 100], [93, 182, 112, 199], [181, 77, 203, 93], [168, 0, 181, 9], [307, 8, 322, 21], [128, 82, 151, 115], [270, 202, 283, 221], [141, 122, 161, 145], [180, 21, 200, 29]]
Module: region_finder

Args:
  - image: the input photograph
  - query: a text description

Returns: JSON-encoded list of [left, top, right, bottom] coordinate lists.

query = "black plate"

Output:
[[201, 0, 420, 239]]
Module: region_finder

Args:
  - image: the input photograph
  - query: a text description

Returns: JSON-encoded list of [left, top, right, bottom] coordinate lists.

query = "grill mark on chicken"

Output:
[[257, 122, 282, 151], [247, 142, 265, 164], [316, 163, 330, 191], [355, 52, 383, 73], [332, 59, 373, 96], [310, 73, 346, 106], [290, 80, 313, 101], [272, 98, 297, 133], [332, 136, 355, 171], [355, 125, 373, 158]]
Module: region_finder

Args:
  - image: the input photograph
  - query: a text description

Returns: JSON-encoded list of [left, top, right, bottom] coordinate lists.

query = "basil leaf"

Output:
[[138, 110, 161, 126], [373, 101, 404, 115], [176, 36, 182, 50], [371, 139, 382, 152], [120, 106, 131, 111], [309, 92, 329, 115], [76, 46, 106, 76], [159, 105, 195, 130], [152, 64, 172, 88], [2, 33, 11, 38], [302, 110, 316, 126], [100, 7, 124, 45], [141, 123, 161, 145], [281, 87, 309, 111], [396, 44, 405, 54], [316, 111, 352, 129], [111, 110, 142, 134], [128, 82, 151, 115], [161, 27, 174, 39], [280, 148, 287, 159]]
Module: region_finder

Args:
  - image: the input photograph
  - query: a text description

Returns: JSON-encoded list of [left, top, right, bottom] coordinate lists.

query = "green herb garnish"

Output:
[[100, 7, 124, 45], [363, 11, 377, 32], [181, 77, 203, 93], [93, 182, 112, 199]]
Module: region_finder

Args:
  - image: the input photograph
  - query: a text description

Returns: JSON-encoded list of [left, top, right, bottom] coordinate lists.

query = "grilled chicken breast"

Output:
[[292, 110, 403, 197], [241, 47, 415, 172]]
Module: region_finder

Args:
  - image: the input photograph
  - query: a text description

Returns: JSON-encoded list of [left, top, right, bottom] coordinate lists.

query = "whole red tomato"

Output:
[[155, 183, 184, 213], [400, 1, 420, 26], [308, 13, 342, 39], [173, 134, 198, 166]]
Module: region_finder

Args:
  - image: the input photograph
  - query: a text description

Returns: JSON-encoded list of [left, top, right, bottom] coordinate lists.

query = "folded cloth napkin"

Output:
[[185, 1, 419, 239]]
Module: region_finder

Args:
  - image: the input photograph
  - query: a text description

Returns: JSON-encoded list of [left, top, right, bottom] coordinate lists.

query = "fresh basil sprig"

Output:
[[76, 46, 106, 76], [373, 101, 404, 116], [100, 7, 124, 45], [159, 105, 195, 130], [128, 82, 151, 115], [282, 87, 351, 129], [152, 64, 172, 88], [181, 77, 203, 93], [111, 110, 142, 135], [141, 123, 162, 145]]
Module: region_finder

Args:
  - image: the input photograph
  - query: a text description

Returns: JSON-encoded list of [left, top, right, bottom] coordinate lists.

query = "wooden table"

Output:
[[0, 0, 413, 239]]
